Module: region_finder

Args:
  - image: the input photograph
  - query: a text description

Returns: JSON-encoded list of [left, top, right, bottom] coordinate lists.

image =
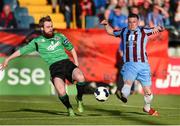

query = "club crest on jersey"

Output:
[[54, 36, 60, 41]]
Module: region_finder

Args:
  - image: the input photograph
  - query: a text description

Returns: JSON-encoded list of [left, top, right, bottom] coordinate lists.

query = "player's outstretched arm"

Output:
[[70, 48, 79, 66], [152, 26, 165, 34], [100, 20, 114, 36], [0, 50, 21, 71]]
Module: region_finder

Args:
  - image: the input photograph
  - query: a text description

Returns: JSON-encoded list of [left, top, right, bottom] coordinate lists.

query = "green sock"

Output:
[[76, 82, 86, 101], [58, 94, 72, 109]]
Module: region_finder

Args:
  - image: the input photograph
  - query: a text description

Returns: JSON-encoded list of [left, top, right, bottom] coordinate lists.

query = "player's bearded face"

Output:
[[128, 17, 139, 31], [43, 21, 54, 37]]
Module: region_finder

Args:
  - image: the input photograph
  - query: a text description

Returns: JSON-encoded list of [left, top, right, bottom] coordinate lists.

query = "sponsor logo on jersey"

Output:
[[41, 39, 45, 42], [47, 41, 60, 51]]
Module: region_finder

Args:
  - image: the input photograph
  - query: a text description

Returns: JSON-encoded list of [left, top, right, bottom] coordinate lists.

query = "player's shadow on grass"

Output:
[[85, 105, 147, 116], [1, 108, 67, 116], [85, 106, 163, 125], [22, 108, 67, 115], [125, 111, 147, 115], [85, 105, 123, 116], [21, 108, 82, 116], [92, 108, 147, 116]]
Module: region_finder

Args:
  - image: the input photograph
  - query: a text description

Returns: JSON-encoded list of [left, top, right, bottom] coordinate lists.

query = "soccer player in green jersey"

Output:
[[0, 16, 86, 116]]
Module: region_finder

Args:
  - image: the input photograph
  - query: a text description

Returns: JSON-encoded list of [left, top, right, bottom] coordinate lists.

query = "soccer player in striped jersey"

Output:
[[101, 13, 164, 116], [0, 16, 86, 116]]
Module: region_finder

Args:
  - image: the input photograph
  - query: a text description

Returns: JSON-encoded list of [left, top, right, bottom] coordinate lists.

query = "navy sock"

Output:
[[58, 94, 72, 109], [76, 82, 86, 101]]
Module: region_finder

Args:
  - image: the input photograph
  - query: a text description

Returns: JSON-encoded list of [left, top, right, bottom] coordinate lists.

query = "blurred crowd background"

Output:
[[0, 0, 180, 56]]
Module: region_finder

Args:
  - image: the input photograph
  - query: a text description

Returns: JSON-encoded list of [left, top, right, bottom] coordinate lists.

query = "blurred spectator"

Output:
[[139, 0, 152, 26], [51, 0, 57, 13], [104, 0, 118, 20], [0, 0, 4, 13], [117, 0, 129, 16], [128, 0, 144, 7], [93, 0, 107, 15], [162, 0, 171, 27], [105, 0, 128, 25], [170, 0, 177, 16], [130, 6, 145, 26], [108, 6, 127, 29], [80, 0, 95, 16], [79, 0, 95, 28], [174, 0, 180, 30], [47, 0, 51, 4], [154, 0, 164, 6], [0, 4, 17, 29], [47, 0, 59, 13], [59, 0, 73, 29], [75, 0, 82, 28], [106, 0, 118, 10], [147, 4, 169, 27]]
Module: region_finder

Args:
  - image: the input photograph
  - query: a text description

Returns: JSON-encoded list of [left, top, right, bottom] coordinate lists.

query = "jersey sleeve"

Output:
[[119, 41, 123, 51], [143, 28, 153, 34], [113, 30, 122, 37], [60, 34, 74, 51], [19, 39, 37, 55], [143, 27, 154, 36]]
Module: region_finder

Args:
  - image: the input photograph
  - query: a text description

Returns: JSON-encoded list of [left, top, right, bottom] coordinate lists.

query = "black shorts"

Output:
[[49, 59, 77, 83]]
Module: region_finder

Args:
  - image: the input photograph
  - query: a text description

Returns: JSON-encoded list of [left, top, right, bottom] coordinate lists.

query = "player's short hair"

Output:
[[39, 16, 52, 27], [128, 13, 139, 20]]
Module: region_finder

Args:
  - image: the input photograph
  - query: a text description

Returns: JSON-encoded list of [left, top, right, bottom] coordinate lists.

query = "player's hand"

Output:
[[0, 59, 9, 71], [157, 26, 165, 32], [100, 20, 108, 26], [152, 27, 160, 34], [152, 26, 165, 34]]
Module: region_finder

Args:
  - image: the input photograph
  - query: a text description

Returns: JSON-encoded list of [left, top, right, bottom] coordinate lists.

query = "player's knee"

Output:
[[143, 86, 152, 95], [59, 90, 66, 97], [75, 74, 85, 82], [124, 80, 133, 86]]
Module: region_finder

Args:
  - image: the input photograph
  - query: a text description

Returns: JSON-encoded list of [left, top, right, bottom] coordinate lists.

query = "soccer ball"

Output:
[[94, 86, 110, 102]]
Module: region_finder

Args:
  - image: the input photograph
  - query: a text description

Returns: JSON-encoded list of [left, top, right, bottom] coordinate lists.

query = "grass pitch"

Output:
[[0, 94, 179, 125]]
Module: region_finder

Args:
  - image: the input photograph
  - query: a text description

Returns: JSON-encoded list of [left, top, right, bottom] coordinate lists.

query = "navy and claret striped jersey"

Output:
[[114, 27, 154, 63]]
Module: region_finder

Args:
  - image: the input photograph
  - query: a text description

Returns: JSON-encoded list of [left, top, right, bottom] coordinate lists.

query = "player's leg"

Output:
[[53, 77, 75, 116], [137, 63, 159, 116], [116, 62, 137, 103], [143, 85, 153, 111], [72, 67, 86, 100], [72, 67, 86, 112], [142, 86, 159, 116], [49, 60, 75, 116], [116, 80, 134, 103]]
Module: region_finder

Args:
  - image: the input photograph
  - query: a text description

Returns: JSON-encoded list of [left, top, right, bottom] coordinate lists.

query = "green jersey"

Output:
[[19, 33, 74, 66]]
